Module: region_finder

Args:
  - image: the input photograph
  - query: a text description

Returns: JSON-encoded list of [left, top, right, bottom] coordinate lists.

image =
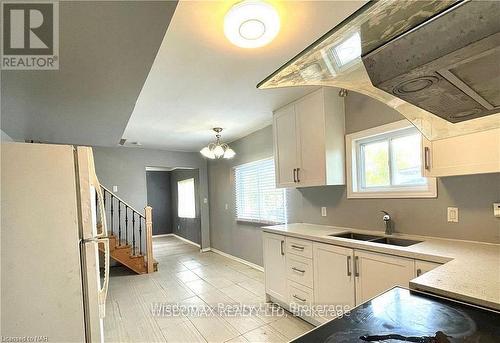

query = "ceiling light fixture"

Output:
[[224, 1, 280, 49], [200, 128, 236, 159]]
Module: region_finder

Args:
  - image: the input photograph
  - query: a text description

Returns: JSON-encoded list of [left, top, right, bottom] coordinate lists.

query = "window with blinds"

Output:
[[234, 158, 287, 224]]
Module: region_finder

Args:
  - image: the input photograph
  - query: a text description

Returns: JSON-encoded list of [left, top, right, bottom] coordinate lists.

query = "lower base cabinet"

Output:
[[354, 250, 415, 304], [313, 243, 355, 323], [263, 233, 439, 325], [263, 232, 287, 302]]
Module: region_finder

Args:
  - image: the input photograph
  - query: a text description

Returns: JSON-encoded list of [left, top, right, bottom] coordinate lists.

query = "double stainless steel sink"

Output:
[[329, 232, 422, 247]]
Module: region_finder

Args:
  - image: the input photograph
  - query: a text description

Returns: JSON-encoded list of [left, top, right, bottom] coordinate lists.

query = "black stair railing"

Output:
[[98, 186, 149, 262], [132, 213, 136, 255]]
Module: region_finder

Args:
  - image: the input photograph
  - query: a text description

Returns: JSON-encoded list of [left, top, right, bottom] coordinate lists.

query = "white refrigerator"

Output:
[[1, 143, 110, 342]]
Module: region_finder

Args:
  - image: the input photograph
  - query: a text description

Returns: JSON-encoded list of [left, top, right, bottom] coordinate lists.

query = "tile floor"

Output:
[[104, 236, 314, 342]]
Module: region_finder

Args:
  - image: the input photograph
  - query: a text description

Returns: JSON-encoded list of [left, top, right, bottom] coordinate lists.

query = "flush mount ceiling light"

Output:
[[224, 1, 280, 48], [200, 128, 236, 159]]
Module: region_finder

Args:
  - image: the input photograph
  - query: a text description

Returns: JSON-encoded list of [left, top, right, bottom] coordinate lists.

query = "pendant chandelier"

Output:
[[200, 128, 236, 159]]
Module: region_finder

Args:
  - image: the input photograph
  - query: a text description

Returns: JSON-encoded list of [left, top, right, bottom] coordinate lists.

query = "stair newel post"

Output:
[[110, 194, 114, 236], [118, 201, 122, 246], [145, 206, 154, 273], [125, 206, 128, 245], [132, 212, 136, 256]]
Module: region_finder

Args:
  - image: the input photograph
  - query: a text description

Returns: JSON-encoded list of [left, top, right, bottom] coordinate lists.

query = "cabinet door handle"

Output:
[[347, 255, 352, 276], [280, 240, 284, 256], [416, 268, 422, 277], [424, 147, 431, 170], [292, 267, 305, 274], [293, 168, 297, 182], [354, 256, 360, 277], [291, 245, 304, 251], [293, 294, 306, 302], [296, 168, 300, 182]]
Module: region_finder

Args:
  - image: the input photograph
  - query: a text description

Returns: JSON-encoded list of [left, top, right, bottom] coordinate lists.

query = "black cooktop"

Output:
[[292, 287, 500, 343]]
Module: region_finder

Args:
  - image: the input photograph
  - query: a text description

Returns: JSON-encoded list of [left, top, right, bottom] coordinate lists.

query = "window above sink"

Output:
[[346, 120, 437, 199]]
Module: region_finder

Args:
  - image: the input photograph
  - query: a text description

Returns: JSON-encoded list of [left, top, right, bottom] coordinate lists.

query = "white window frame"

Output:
[[234, 157, 287, 225], [177, 178, 196, 218], [346, 120, 437, 199]]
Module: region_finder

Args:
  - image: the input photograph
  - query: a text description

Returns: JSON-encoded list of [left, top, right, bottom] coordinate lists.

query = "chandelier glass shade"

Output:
[[200, 128, 236, 159]]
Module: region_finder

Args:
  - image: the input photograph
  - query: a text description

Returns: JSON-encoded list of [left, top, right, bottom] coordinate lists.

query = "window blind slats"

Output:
[[234, 158, 287, 224]]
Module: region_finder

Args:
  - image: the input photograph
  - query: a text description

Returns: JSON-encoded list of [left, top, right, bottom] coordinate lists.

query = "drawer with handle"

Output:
[[286, 237, 313, 259], [287, 280, 313, 306], [286, 254, 313, 288]]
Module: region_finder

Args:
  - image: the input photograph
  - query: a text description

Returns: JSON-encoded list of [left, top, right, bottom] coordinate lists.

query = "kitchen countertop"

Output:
[[262, 223, 500, 311]]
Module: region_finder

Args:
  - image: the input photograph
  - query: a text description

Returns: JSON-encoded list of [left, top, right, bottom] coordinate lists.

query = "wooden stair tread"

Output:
[[99, 244, 147, 275], [114, 244, 131, 249]]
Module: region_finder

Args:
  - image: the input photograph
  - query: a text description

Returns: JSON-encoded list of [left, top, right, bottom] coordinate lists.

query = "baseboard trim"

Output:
[[152, 233, 174, 238], [201, 247, 211, 253], [210, 248, 264, 272], [171, 234, 201, 248]]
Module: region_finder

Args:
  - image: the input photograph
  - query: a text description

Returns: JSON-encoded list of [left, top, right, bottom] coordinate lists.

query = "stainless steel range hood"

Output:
[[257, 0, 500, 141]]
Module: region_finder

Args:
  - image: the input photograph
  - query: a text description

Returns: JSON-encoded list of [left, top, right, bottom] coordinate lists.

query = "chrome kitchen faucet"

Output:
[[381, 211, 392, 235]]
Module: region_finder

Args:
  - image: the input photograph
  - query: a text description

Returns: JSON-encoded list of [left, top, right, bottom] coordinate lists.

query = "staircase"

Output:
[[97, 185, 158, 274]]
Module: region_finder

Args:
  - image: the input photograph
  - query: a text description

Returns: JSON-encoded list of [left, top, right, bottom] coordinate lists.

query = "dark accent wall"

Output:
[[92, 146, 210, 249], [146, 171, 172, 235], [170, 169, 201, 245]]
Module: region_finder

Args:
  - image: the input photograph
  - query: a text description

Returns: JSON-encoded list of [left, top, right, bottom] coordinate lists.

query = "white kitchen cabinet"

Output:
[[273, 87, 345, 188], [286, 236, 313, 259], [262, 232, 287, 302], [287, 253, 314, 288], [273, 104, 299, 187], [287, 280, 314, 308], [415, 260, 441, 277], [313, 243, 355, 323], [422, 127, 500, 177], [354, 250, 415, 305]]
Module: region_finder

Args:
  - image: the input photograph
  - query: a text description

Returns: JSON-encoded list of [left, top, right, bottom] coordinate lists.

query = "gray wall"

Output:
[[92, 146, 210, 249], [1, 1, 177, 146], [208, 92, 500, 267], [146, 171, 172, 236], [171, 169, 202, 245], [1, 130, 14, 142]]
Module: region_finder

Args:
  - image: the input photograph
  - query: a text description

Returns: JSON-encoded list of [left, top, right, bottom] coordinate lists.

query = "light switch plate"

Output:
[[113, 185, 118, 192], [321, 207, 327, 217], [447, 207, 459, 223], [494, 203, 500, 217], [225, 203, 229, 210]]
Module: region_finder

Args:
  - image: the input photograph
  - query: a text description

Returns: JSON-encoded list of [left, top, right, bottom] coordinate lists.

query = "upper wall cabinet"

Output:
[[422, 128, 500, 177], [273, 88, 345, 188]]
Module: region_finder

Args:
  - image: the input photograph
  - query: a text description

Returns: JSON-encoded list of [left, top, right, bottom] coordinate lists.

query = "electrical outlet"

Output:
[[113, 185, 118, 192], [494, 203, 500, 217], [447, 207, 459, 223], [203, 198, 208, 204], [321, 207, 327, 217]]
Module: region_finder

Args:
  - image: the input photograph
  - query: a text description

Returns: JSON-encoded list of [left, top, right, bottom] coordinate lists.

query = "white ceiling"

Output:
[[122, 0, 366, 151]]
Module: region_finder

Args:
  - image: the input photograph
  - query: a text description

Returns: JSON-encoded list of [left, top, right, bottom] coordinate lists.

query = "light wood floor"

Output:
[[104, 236, 314, 342]]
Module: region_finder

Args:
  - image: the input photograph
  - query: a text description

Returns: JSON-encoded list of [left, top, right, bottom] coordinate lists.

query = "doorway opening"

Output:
[[145, 167, 201, 246]]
